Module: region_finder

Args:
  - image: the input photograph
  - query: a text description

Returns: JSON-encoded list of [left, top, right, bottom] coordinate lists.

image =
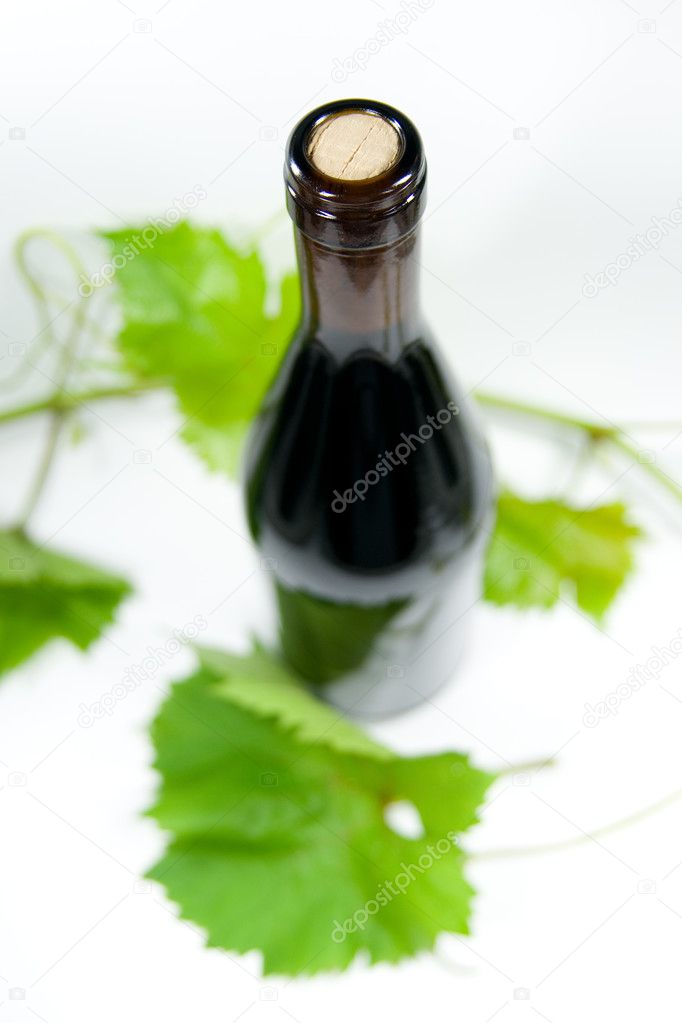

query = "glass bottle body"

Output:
[[244, 225, 494, 717]]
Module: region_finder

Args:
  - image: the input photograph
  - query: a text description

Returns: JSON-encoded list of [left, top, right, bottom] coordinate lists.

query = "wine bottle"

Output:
[[244, 99, 494, 717]]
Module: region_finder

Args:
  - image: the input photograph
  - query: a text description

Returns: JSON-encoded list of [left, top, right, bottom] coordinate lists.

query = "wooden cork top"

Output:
[[307, 111, 401, 182], [286, 99, 425, 247]]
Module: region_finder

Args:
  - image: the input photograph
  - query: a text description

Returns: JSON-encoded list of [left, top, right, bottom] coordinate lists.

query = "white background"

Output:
[[1, 0, 682, 1020]]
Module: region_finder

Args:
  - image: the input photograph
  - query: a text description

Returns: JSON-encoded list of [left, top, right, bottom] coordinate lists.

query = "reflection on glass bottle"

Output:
[[244, 99, 494, 717]]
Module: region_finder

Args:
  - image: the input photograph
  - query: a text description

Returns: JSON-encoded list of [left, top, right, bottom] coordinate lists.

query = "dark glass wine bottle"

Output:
[[244, 99, 494, 717]]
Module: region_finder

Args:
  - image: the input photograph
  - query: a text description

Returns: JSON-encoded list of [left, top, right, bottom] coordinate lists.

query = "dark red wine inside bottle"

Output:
[[244, 99, 494, 717]]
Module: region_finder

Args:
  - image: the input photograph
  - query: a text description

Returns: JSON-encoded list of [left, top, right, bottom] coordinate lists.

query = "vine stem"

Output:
[[608, 431, 682, 503], [496, 757, 556, 777], [0, 382, 161, 426], [2, 362, 682, 513], [469, 786, 682, 862], [474, 390, 682, 505], [13, 231, 90, 530], [17, 413, 65, 530]]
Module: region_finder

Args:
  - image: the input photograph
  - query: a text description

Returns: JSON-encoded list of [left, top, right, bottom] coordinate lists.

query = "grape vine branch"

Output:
[[2, 381, 681, 505]]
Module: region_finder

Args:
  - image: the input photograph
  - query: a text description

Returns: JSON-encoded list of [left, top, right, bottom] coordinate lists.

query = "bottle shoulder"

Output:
[[244, 332, 494, 596]]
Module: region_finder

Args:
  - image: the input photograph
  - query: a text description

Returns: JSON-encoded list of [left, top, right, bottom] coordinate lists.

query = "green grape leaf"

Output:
[[147, 652, 495, 975], [196, 643, 393, 761], [0, 529, 131, 677], [101, 223, 300, 475], [484, 491, 641, 621]]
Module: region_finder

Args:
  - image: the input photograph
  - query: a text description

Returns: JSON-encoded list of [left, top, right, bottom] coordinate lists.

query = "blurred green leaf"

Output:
[[102, 223, 300, 474], [197, 644, 392, 760], [0, 529, 131, 677], [147, 648, 494, 975], [484, 491, 641, 621]]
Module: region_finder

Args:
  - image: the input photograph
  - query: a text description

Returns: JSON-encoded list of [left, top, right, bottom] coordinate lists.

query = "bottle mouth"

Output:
[[284, 99, 426, 249]]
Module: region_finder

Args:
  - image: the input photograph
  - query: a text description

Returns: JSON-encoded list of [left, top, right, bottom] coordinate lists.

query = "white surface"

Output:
[[1, 1, 682, 1021]]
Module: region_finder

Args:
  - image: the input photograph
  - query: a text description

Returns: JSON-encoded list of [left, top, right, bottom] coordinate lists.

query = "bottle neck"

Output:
[[294, 227, 422, 357]]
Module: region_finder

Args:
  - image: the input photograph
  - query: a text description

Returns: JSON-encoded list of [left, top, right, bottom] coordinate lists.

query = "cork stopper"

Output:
[[307, 111, 401, 182], [286, 99, 425, 248]]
